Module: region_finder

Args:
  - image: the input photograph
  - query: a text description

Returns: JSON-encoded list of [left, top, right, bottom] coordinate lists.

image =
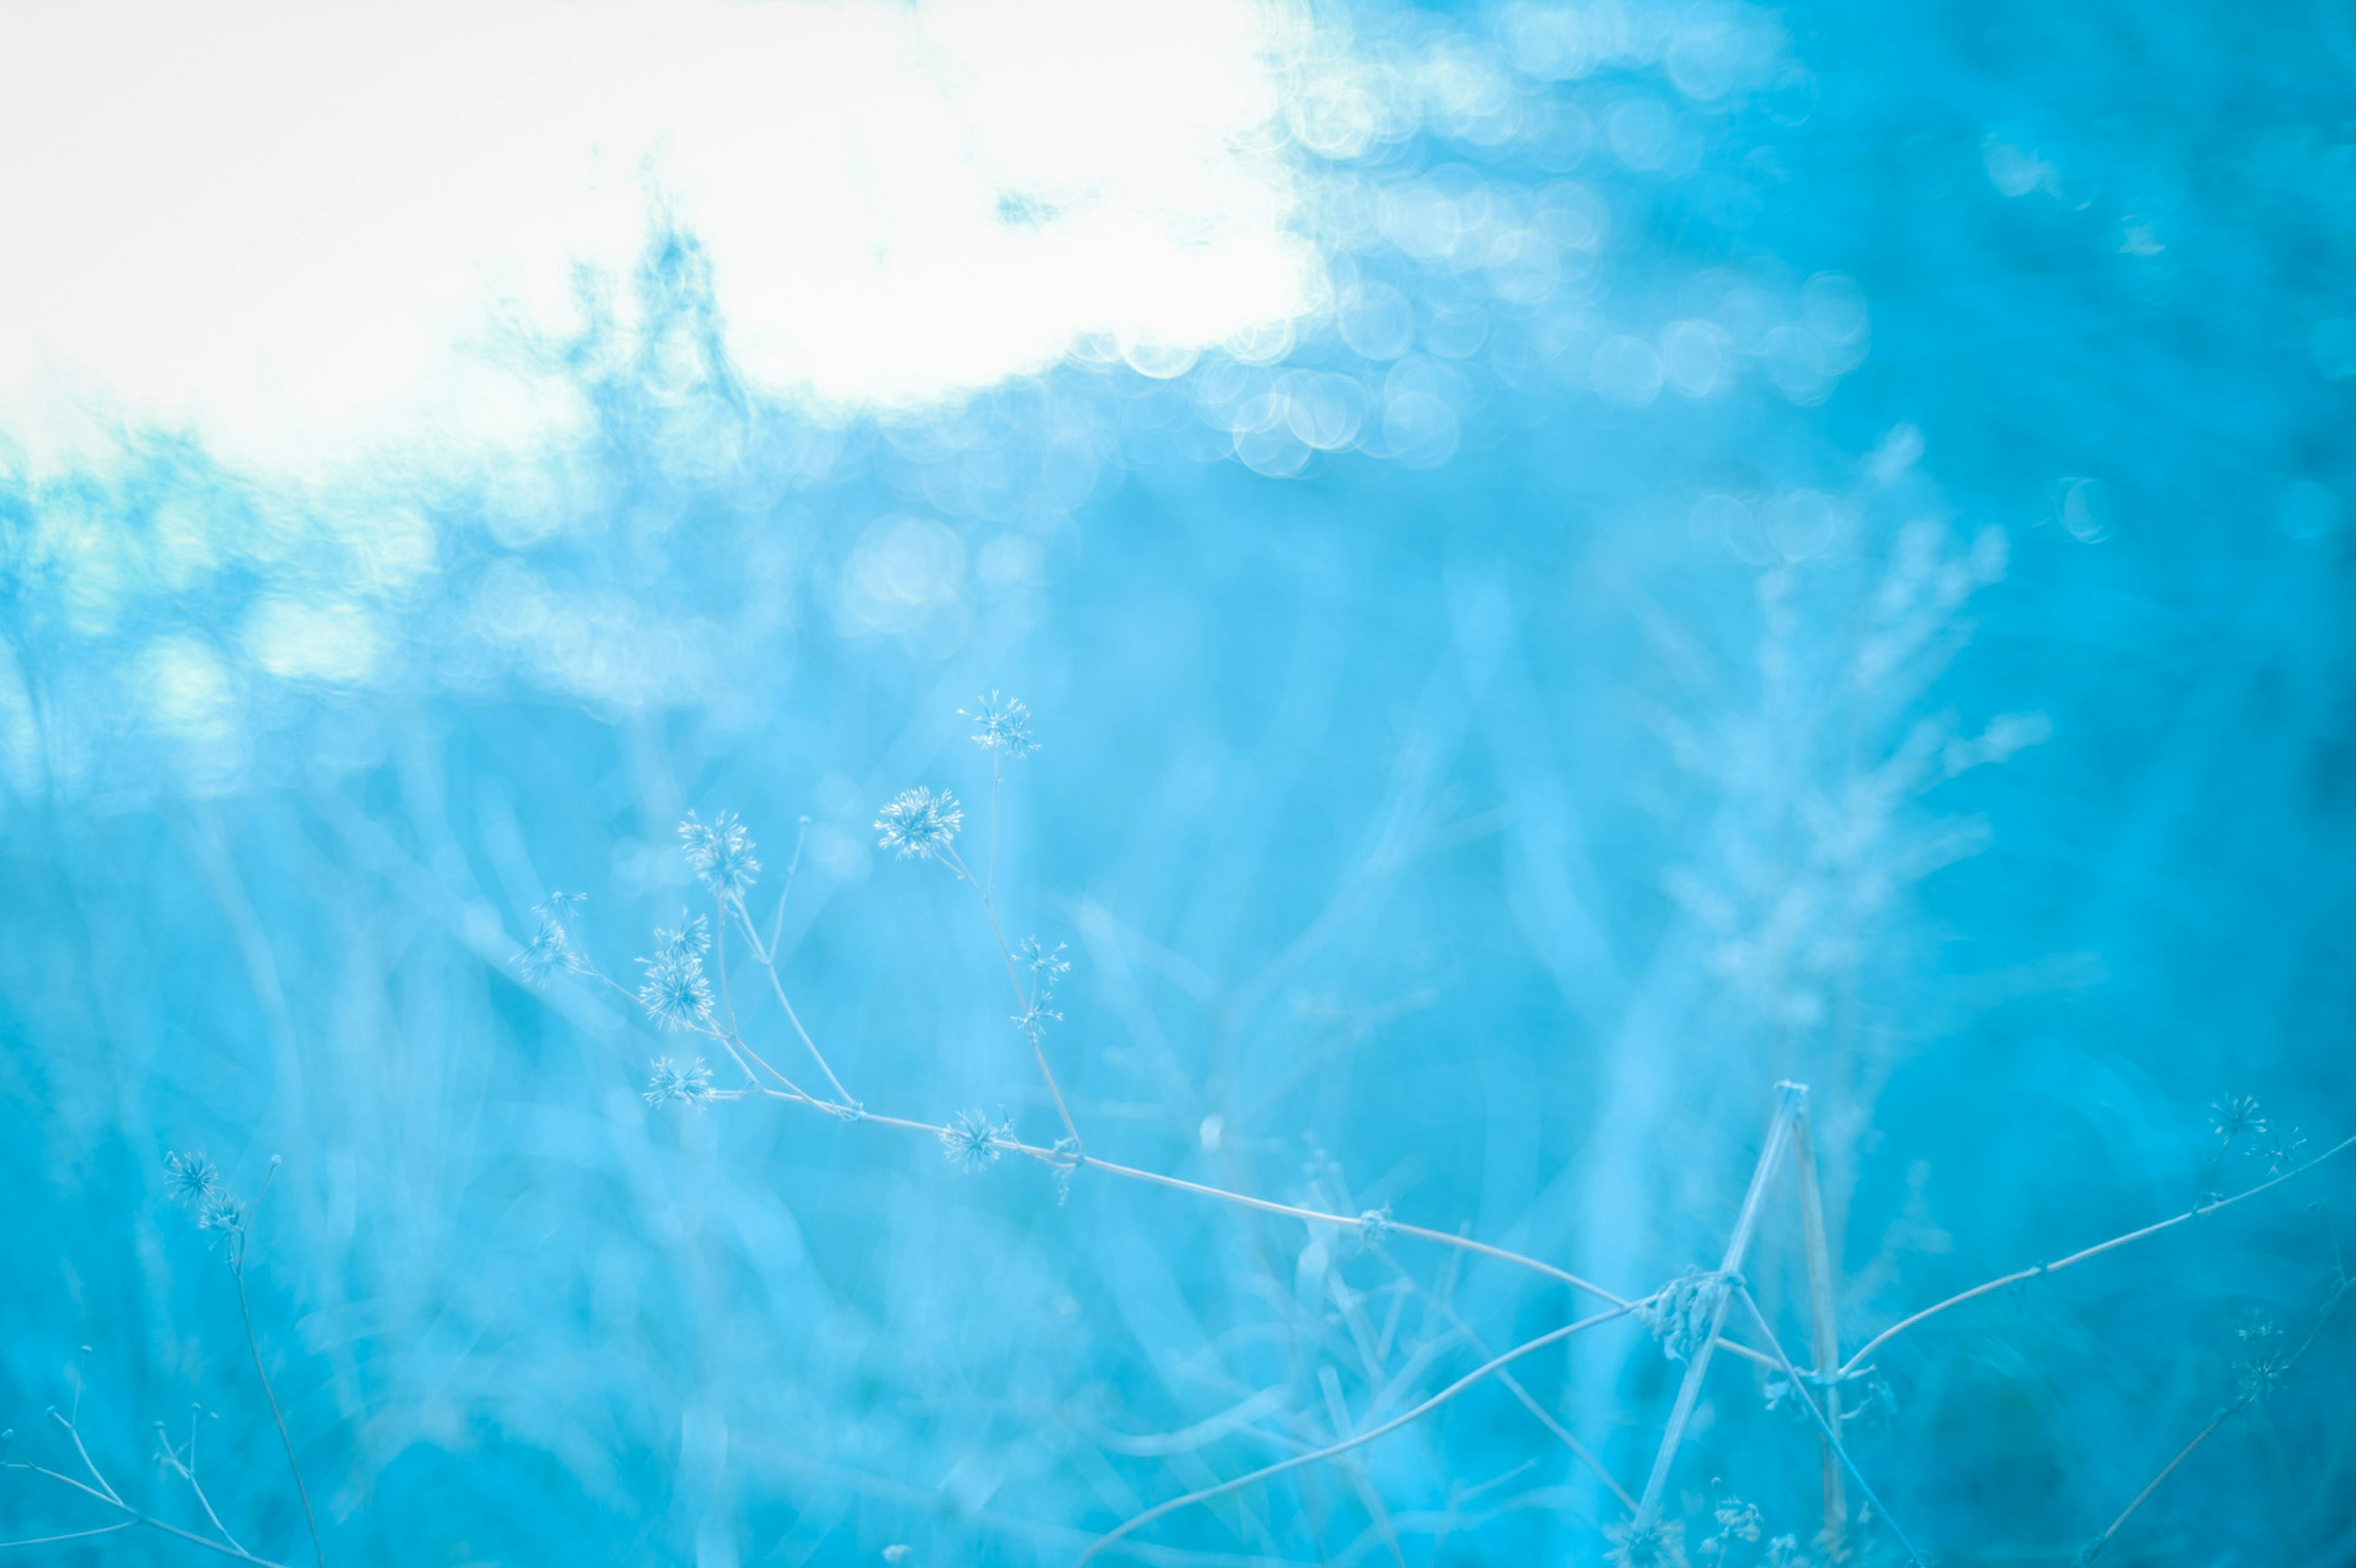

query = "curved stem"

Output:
[[1843, 1133, 2356, 1377], [232, 1261, 326, 1568], [944, 845, 1082, 1155], [1077, 1305, 1633, 1566], [731, 901, 858, 1109], [1735, 1288, 1922, 1565], [742, 1086, 1620, 1300]]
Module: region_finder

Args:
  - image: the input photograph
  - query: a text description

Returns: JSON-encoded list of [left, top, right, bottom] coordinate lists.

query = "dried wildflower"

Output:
[[2211, 1094, 2266, 1144], [2230, 1310, 2289, 1401], [164, 1151, 220, 1209], [1762, 1536, 1811, 1568], [196, 1191, 245, 1240], [960, 692, 1037, 757], [637, 953, 714, 1031], [1355, 1205, 1396, 1249], [941, 1109, 1011, 1172], [1011, 999, 1064, 1044], [679, 811, 761, 901], [653, 912, 711, 964], [1018, 936, 1070, 982], [1638, 1269, 1724, 1364], [2264, 1126, 2308, 1176], [876, 787, 963, 861], [1606, 1515, 1689, 1568], [644, 1056, 717, 1110], [1711, 1494, 1763, 1545], [517, 893, 590, 983]]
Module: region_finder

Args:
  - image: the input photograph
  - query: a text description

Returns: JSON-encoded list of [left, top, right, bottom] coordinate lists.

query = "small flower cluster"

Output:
[[1638, 1269, 1725, 1364], [2235, 1310, 2289, 1401], [1011, 938, 1070, 1045], [1699, 1492, 1762, 1559], [1355, 1204, 1396, 1250], [961, 691, 1037, 758], [876, 787, 963, 862], [2212, 1094, 2266, 1144], [680, 810, 761, 902], [644, 1056, 717, 1111], [517, 892, 591, 984], [941, 1109, 1013, 1172], [164, 1151, 245, 1242], [637, 910, 715, 1031], [1606, 1515, 1688, 1568]]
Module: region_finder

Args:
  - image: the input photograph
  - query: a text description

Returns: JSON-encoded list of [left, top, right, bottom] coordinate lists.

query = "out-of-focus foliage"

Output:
[[4, 2, 2354, 1566]]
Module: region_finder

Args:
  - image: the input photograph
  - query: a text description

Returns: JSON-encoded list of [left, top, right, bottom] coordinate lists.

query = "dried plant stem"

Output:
[[1076, 1304, 1634, 1567], [1841, 1132, 2356, 1378], [230, 1245, 326, 1568], [741, 1082, 1621, 1302], [944, 843, 1084, 1156], [2084, 1275, 2350, 1558], [731, 906, 860, 1109], [1734, 1288, 1922, 1565], [1636, 1083, 1804, 1517], [1790, 1102, 1847, 1555], [0, 1461, 287, 1565]]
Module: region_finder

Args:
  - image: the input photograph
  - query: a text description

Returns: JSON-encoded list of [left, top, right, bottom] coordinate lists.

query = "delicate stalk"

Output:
[[2084, 1275, 2350, 1558], [740, 1085, 1619, 1299], [730, 901, 859, 1110], [1791, 1099, 1847, 1554], [1734, 1288, 1922, 1566], [764, 816, 810, 959], [230, 1240, 326, 1568], [1637, 1083, 1804, 1516], [1077, 1305, 1634, 1566], [1842, 1132, 2356, 1378], [944, 844, 1082, 1156]]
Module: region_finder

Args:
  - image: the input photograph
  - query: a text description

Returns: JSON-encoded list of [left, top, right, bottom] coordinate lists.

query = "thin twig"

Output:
[[0, 1520, 136, 1550], [1734, 1288, 1923, 1565], [944, 843, 1083, 1155], [1842, 1133, 2356, 1377], [1637, 1083, 1803, 1516], [1791, 1100, 1848, 1555], [1077, 1305, 1634, 1566], [231, 1245, 326, 1568], [2083, 1275, 2352, 1558]]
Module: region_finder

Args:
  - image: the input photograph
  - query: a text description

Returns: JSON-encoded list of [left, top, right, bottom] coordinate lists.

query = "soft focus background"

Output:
[[4, 1, 2352, 1564]]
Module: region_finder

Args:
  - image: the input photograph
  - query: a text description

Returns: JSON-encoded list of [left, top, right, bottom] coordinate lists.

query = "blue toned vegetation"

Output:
[[5, 1, 2356, 1566]]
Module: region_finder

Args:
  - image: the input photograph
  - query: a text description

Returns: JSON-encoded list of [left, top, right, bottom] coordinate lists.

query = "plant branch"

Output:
[[1077, 1305, 1633, 1566]]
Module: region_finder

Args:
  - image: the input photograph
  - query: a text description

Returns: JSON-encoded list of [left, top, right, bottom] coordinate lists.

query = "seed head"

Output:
[[2211, 1094, 2266, 1144], [164, 1152, 220, 1209], [637, 953, 715, 1031], [679, 812, 761, 901], [940, 1109, 1012, 1172], [876, 787, 963, 862], [960, 693, 1037, 758], [1606, 1516, 1689, 1568], [644, 1056, 717, 1110]]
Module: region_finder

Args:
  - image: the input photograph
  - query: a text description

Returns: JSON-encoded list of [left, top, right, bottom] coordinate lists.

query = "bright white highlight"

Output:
[[0, 1, 1318, 465]]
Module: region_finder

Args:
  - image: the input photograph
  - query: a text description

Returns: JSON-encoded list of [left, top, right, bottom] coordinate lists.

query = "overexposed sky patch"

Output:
[[0, 0, 1319, 466]]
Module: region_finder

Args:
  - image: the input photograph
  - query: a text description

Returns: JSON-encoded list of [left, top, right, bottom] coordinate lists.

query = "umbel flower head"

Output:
[[644, 1056, 717, 1110], [1605, 1516, 1689, 1568], [876, 787, 962, 861], [960, 692, 1037, 758], [679, 811, 761, 901], [2211, 1094, 2266, 1143], [637, 951, 715, 1031], [164, 1151, 220, 1209], [940, 1109, 1011, 1172], [517, 892, 590, 983]]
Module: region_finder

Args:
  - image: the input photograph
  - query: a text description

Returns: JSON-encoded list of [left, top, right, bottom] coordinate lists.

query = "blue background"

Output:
[[4, 2, 2353, 1563]]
